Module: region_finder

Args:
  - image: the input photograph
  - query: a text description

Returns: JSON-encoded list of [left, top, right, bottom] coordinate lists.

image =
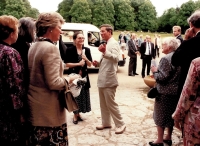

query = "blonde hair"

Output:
[[36, 12, 65, 37], [0, 15, 18, 40], [173, 26, 181, 32]]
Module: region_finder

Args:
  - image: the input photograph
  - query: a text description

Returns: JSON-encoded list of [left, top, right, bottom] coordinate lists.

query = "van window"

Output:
[[88, 31, 101, 47], [62, 30, 83, 42]]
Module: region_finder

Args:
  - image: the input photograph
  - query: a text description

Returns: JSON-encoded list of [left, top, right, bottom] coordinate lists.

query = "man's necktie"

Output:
[[148, 43, 151, 55]]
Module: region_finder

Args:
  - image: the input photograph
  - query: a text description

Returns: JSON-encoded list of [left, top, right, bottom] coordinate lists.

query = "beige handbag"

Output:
[[59, 79, 79, 112]]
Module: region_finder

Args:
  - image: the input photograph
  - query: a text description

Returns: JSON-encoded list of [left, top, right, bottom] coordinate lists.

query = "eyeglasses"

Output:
[[77, 37, 85, 40]]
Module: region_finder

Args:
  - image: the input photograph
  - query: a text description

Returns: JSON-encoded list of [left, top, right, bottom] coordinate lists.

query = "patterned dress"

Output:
[[0, 41, 25, 144], [173, 57, 200, 146], [153, 52, 180, 127]]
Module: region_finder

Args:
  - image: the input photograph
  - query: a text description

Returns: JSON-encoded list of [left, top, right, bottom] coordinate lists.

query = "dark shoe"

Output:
[[149, 142, 163, 146], [128, 74, 135, 76], [163, 140, 172, 146], [73, 118, 78, 124], [77, 116, 83, 121], [142, 75, 145, 78], [134, 73, 139, 75]]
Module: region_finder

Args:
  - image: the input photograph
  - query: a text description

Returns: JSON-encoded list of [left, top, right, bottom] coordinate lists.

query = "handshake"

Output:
[[92, 60, 99, 67]]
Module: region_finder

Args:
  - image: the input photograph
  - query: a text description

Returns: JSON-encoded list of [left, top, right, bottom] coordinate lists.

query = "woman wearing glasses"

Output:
[[65, 31, 92, 124]]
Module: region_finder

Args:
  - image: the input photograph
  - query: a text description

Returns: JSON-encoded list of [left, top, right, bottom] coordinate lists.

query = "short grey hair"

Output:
[[187, 9, 200, 28], [162, 37, 180, 51], [100, 24, 113, 35]]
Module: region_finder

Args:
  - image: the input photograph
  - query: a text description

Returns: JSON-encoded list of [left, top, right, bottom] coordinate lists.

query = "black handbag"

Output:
[[147, 87, 159, 98], [59, 79, 79, 112]]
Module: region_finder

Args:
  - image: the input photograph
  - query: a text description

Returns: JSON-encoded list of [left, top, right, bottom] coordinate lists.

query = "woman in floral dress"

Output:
[[173, 57, 200, 146], [0, 15, 26, 145]]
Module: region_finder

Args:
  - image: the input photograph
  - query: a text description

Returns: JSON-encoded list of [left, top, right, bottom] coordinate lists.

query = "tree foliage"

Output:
[[157, 8, 178, 33], [0, 0, 39, 19], [57, 0, 73, 22], [103, 0, 115, 25], [130, 0, 145, 30], [3, 0, 26, 19], [176, 0, 196, 31], [92, 0, 110, 27], [113, 0, 135, 30], [3, 0, 193, 33], [137, 0, 157, 32], [0, 0, 6, 16], [28, 8, 40, 19], [69, 0, 92, 23], [157, 0, 199, 33]]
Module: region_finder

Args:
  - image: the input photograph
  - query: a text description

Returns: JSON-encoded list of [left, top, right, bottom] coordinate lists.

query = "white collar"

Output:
[[196, 30, 200, 36]]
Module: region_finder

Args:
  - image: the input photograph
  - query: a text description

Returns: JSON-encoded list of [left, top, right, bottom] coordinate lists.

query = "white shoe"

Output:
[[115, 125, 126, 134], [96, 125, 112, 130]]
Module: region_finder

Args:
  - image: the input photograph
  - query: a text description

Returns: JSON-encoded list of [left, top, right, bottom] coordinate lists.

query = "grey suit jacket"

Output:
[[28, 41, 67, 126], [128, 39, 137, 58], [97, 37, 120, 88]]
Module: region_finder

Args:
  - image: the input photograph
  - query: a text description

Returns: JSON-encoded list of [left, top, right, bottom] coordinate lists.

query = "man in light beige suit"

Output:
[[94, 24, 126, 134]]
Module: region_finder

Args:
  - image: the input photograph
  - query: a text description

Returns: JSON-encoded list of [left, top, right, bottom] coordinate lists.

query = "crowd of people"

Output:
[[0, 9, 200, 146], [118, 10, 200, 146]]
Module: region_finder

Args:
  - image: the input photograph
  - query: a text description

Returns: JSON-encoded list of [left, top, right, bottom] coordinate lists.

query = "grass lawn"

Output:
[[113, 31, 177, 41]]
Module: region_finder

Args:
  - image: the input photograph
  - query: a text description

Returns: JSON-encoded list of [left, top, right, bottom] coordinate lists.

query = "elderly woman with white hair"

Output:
[[149, 37, 181, 146]]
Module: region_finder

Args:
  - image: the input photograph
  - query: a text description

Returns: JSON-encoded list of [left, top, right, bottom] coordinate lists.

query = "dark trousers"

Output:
[[155, 45, 159, 58], [141, 55, 151, 77], [128, 57, 137, 75]]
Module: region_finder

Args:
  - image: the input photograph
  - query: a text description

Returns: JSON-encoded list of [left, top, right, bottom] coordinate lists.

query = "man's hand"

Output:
[[184, 28, 195, 40], [98, 44, 106, 53], [92, 60, 99, 67], [151, 66, 157, 72]]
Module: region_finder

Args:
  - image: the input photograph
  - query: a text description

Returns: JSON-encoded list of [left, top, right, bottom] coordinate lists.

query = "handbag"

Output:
[[147, 87, 159, 98], [69, 76, 87, 97], [59, 79, 79, 112]]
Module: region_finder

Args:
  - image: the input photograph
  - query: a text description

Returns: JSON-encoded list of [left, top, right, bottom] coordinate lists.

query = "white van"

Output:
[[59, 23, 126, 69]]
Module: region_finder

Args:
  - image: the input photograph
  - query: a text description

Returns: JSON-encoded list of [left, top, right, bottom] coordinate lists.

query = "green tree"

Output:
[[21, 0, 39, 18], [57, 0, 73, 22], [0, 0, 6, 15], [194, 0, 200, 10], [137, 0, 158, 32], [28, 8, 40, 19], [113, 0, 135, 30], [69, 0, 92, 23], [22, 0, 31, 15], [3, 0, 26, 19], [129, 0, 145, 30], [176, 0, 196, 32], [157, 8, 178, 33], [92, 0, 109, 27], [87, 0, 94, 11], [103, 0, 115, 26]]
